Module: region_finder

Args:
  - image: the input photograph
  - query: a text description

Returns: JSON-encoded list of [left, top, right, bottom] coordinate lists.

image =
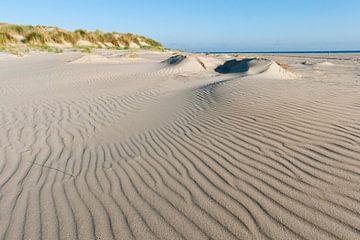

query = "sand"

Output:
[[0, 50, 360, 240]]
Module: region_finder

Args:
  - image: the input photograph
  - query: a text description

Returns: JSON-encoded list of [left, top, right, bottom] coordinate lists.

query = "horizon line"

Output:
[[193, 50, 360, 54]]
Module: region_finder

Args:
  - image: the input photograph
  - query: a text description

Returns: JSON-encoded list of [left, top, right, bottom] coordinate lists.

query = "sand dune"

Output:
[[70, 52, 152, 64], [70, 54, 121, 64], [215, 58, 297, 79], [313, 62, 336, 68], [162, 54, 208, 73], [0, 51, 360, 240]]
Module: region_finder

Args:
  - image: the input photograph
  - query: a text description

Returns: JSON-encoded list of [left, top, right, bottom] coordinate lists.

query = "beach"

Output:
[[0, 50, 360, 239]]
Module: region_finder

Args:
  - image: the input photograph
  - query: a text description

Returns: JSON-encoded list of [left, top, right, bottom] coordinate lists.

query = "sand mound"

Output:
[[70, 54, 119, 64], [215, 58, 297, 79], [162, 54, 207, 72], [197, 55, 224, 71], [313, 61, 335, 67], [70, 53, 147, 64]]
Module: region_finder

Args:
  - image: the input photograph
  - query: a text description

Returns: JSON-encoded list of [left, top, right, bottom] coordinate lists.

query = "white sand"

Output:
[[0, 50, 360, 240]]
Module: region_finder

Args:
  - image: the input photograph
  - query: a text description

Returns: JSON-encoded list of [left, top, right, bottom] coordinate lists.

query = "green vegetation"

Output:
[[28, 44, 63, 53], [0, 23, 163, 54], [73, 45, 95, 53], [0, 45, 29, 56]]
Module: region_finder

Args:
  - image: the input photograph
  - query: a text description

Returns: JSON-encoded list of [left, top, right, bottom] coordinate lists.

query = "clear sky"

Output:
[[1, 0, 360, 51]]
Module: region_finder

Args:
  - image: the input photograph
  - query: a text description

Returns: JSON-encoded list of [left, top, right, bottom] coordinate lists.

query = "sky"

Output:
[[1, 0, 360, 52]]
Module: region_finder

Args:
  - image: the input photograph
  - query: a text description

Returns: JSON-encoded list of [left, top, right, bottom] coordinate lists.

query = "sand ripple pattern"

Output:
[[0, 54, 360, 240]]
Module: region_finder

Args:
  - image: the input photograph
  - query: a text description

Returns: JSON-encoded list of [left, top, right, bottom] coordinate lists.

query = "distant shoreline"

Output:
[[196, 50, 360, 54]]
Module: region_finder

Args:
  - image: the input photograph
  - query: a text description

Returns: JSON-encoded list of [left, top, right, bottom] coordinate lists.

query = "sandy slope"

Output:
[[0, 50, 360, 240]]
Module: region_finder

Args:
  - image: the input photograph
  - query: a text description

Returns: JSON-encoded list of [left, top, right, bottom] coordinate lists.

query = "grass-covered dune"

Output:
[[0, 22, 163, 54]]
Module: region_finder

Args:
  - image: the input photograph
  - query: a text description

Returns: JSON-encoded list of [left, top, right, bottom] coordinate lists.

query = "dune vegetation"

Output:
[[0, 23, 163, 55], [0, 32, 17, 45]]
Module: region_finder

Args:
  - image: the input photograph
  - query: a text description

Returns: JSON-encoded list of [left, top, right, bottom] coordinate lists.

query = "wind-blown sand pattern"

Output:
[[0, 51, 360, 240]]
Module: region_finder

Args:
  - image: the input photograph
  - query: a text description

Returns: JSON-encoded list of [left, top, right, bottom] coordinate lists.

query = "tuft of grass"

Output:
[[23, 31, 48, 45], [8, 46, 25, 56], [5, 46, 29, 56], [28, 44, 63, 53], [73, 45, 94, 53], [276, 61, 289, 70], [81, 46, 92, 53], [119, 33, 141, 46], [141, 37, 162, 48], [0, 32, 17, 45], [50, 30, 78, 44], [141, 45, 165, 52]]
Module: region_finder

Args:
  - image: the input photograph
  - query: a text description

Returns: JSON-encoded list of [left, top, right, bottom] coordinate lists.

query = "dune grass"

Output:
[[73, 45, 95, 53], [141, 37, 162, 48], [0, 32, 17, 45], [141, 45, 165, 52], [0, 45, 29, 56], [28, 44, 63, 53], [0, 24, 35, 35], [50, 30, 78, 44], [276, 61, 289, 70], [24, 31, 49, 45], [0, 23, 163, 54]]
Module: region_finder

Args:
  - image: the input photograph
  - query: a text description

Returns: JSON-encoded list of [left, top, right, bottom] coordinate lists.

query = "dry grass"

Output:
[[0, 24, 34, 35], [0, 32, 17, 45], [50, 30, 78, 44], [276, 61, 289, 70], [0, 23, 163, 54], [24, 31, 49, 45], [0, 45, 29, 56]]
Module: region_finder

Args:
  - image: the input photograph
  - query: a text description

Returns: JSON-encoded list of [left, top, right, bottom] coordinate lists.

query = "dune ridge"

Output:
[[0, 51, 360, 239], [0, 23, 164, 55]]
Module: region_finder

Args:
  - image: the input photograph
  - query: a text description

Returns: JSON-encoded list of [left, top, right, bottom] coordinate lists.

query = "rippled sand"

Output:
[[1, 50, 360, 240]]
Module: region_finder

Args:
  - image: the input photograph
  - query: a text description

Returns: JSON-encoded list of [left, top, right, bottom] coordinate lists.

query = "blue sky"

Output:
[[1, 0, 360, 51]]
